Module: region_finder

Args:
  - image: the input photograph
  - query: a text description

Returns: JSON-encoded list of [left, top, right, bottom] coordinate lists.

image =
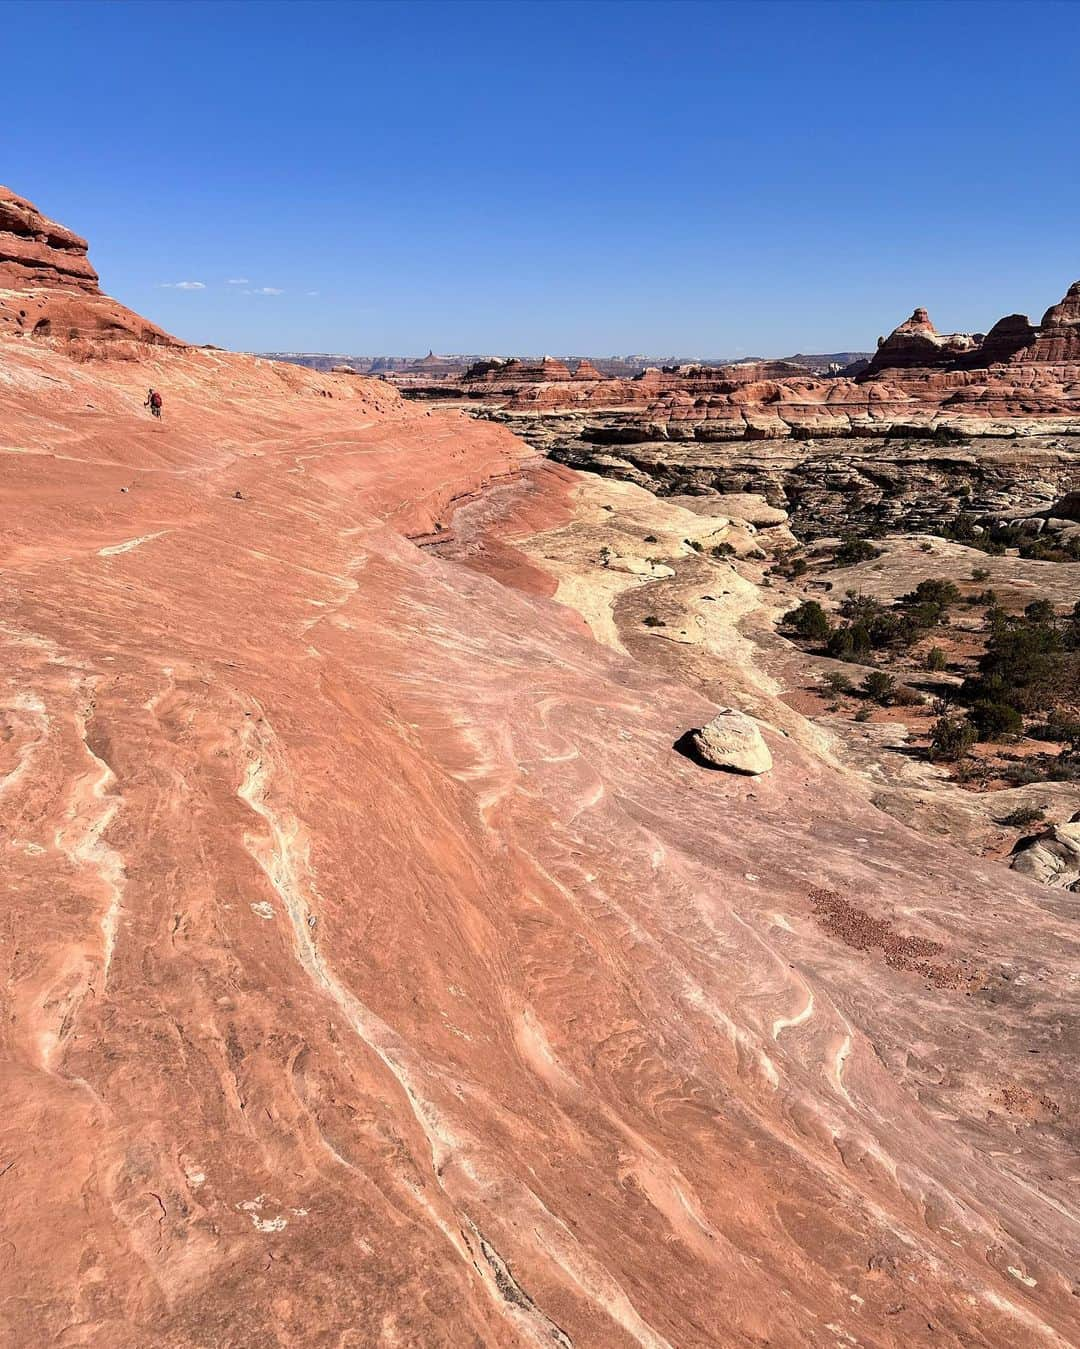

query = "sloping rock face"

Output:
[[5, 193, 1080, 1347], [0, 185, 181, 350]]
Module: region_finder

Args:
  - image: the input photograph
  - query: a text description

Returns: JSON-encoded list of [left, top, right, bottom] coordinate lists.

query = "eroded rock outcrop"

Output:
[[1011, 815, 1080, 890], [0, 185, 181, 349], [865, 307, 980, 374]]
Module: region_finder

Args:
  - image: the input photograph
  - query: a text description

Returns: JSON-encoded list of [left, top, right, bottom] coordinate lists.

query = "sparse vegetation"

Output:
[[861, 671, 896, 705], [942, 514, 1080, 562], [968, 699, 1023, 741], [784, 599, 832, 640], [996, 805, 1045, 829], [930, 715, 977, 762], [643, 614, 665, 628], [778, 547, 1076, 782], [831, 535, 882, 567]]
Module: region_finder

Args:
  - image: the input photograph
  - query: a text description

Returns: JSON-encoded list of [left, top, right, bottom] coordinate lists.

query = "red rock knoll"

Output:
[[0, 185, 180, 350], [2, 195, 1080, 1347]]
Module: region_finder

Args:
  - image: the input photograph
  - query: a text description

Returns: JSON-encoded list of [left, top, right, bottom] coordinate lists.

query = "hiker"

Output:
[[144, 387, 163, 419]]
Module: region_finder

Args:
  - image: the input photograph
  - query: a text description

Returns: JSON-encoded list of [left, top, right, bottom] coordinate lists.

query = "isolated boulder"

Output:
[[689, 709, 773, 775]]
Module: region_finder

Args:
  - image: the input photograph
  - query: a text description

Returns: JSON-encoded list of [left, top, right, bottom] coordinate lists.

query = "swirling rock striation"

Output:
[[3, 189, 1080, 1348]]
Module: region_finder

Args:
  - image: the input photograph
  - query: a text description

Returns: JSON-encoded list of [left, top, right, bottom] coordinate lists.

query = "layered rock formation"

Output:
[[4, 191, 1080, 1347], [865, 307, 981, 374], [866, 286, 1080, 377], [0, 186, 181, 350], [407, 283, 1080, 449], [522, 431, 1080, 538]]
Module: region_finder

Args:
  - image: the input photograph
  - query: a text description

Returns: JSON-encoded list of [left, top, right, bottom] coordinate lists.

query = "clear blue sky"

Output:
[[6, 0, 1078, 355]]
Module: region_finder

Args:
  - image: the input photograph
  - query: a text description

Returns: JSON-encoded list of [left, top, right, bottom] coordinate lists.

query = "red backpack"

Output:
[[150, 391, 162, 409]]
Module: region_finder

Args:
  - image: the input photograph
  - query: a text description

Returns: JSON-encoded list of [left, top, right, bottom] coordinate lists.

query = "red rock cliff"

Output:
[[0, 185, 181, 349]]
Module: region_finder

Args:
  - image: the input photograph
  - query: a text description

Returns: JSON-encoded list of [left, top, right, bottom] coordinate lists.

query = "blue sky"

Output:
[[6, 0, 1078, 355]]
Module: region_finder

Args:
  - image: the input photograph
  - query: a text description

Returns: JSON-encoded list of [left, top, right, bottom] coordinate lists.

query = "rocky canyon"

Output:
[[1, 186, 1079, 1349]]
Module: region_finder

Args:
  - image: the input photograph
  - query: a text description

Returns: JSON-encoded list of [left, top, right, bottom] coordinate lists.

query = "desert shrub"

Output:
[[784, 600, 832, 640], [1065, 601, 1080, 651], [925, 646, 948, 671], [968, 699, 1023, 741], [966, 617, 1070, 713], [643, 534, 658, 543], [861, 671, 896, 704], [1027, 712, 1080, 751], [834, 592, 920, 651], [823, 671, 853, 695], [892, 685, 925, 707], [838, 591, 879, 621], [902, 579, 960, 609], [643, 615, 665, 628], [832, 535, 882, 567], [897, 580, 958, 632], [788, 557, 808, 577], [711, 541, 736, 558], [996, 805, 1045, 828], [905, 602, 950, 631], [929, 715, 977, 761], [972, 566, 990, 582], [827, 623, 871, 661], [853, 707, 872, 722], [1024, 599, 1056, 625], [686, 538, 703, 553], [919, 541, 934, 553], [1018, 535, 1080, 563]]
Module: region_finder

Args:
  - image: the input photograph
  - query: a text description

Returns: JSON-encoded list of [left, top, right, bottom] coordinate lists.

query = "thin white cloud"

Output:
[[226, 278, 250, 285], [306, 290, 320, 297], [252, 286, 283, 295], [158, 280, 206, 290]]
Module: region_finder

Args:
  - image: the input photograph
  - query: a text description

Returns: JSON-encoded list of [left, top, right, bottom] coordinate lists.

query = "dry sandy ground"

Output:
[[1, 338, 1080, 1348]]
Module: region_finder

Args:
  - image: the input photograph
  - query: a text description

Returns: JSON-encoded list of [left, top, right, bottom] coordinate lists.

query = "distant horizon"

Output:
[[6, 0, 1079, 354]]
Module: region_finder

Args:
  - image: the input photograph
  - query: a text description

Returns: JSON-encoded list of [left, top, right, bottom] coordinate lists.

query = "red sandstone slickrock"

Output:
[[2, 190, 1080, 1348]]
